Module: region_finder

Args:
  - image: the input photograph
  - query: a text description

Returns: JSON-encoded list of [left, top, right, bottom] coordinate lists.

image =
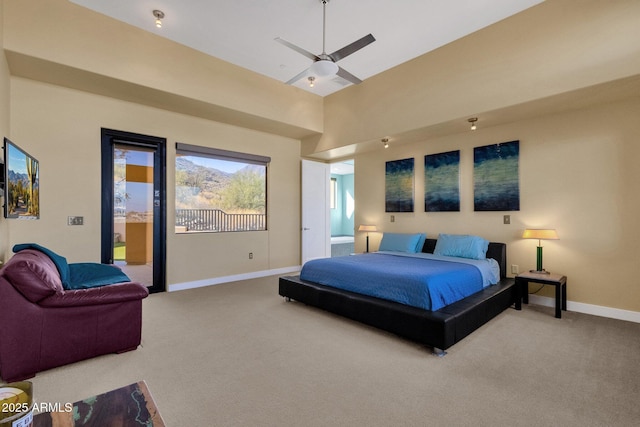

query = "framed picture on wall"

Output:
[[385, 157, 414, 212], [424, 150, 460, 212], [473, 140, 520, 211], [3, 138, 40, 219]]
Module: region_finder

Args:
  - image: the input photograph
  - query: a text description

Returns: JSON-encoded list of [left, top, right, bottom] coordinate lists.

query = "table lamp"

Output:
[[358, 224, 377, 253], [522, 228, 559, 274]]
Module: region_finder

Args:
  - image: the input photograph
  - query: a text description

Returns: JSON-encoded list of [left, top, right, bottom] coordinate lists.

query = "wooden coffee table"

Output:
[[33, 380, 165, 426]]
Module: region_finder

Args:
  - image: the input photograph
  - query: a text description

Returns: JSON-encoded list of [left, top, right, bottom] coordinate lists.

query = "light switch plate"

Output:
[[68, 216, 84, 226]]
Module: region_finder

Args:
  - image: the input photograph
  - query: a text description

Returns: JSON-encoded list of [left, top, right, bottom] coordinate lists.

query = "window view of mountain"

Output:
[[175, 155, 267, 232], [176, 157, 266, 214]]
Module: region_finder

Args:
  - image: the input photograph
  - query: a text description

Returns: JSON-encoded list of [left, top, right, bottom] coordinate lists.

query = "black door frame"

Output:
[[101, 128, 166, 293]]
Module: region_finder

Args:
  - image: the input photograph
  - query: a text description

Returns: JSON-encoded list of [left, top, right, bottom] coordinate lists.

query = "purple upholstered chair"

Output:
[[0, 249, 149, 382]]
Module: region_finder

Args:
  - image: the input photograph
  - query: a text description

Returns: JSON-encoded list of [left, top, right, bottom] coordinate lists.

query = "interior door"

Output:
[[301, 159, 330, 264], [101, 129, 166, 293]]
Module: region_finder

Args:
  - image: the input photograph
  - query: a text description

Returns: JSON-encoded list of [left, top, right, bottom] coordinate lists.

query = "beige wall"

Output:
[[307, 0, 640, 156], [0, 0, 8, 134], [3, 0, 323, 140], [2, 0, 639, 315], [2, 0, 308, 285], [355, 97, 640, 312], [0, 0, 10, 258], [9, 77, 301, 285]]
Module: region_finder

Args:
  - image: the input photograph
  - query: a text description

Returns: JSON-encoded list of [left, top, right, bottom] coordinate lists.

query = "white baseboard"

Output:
[[168, 265, 301, 292], [527, 294, 640, 323]]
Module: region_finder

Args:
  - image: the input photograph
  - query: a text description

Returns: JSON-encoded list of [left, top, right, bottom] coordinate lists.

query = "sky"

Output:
[[182, 155, 246, 174], [7, 141, 37, 175]]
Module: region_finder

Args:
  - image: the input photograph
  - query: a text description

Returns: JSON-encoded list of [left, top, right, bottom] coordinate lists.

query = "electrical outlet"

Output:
[[390, 215, 395, 223], [511, 264, 519, 274], [249, 252, 253, 259], [68, 216, 84, 226], [503, 215, 511, 224]]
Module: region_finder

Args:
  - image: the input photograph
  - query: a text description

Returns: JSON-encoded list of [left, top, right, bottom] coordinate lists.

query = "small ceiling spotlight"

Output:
[[308, 76, 316, 88], [153, 10, 165, 28], [468, 117, 478, 131], [382, 138, 389, 148]]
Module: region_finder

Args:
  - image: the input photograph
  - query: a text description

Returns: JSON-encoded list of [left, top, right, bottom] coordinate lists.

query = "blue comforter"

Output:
[[300, 252, 499, 311]]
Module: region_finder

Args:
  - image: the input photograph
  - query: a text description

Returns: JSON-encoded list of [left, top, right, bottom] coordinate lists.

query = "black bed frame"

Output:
[[279, 239, 517, 355]]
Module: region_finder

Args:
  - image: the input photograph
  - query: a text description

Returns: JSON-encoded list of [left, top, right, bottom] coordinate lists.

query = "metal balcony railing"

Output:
[[176, 209, 266, 232]]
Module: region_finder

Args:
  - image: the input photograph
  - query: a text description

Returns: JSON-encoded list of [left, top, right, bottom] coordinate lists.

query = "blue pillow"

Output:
[[433, 234, 489, 260], [13, 243, 71, 287], [379, 233, 425, 253], [415, 233, 427, 253]]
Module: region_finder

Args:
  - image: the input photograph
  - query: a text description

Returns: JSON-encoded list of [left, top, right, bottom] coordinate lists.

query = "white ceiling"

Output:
[[70, 0, 543, 96]]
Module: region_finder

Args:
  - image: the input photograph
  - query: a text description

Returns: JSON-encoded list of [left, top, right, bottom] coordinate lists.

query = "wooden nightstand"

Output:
[[515, 271, 567, 318]]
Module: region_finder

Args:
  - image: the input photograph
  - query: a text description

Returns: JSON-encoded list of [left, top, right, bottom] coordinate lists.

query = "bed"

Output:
[[279, 235, 518, 355]]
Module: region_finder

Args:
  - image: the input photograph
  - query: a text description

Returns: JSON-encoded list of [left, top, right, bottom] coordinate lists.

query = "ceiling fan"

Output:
[[275, 0, 375, 86]]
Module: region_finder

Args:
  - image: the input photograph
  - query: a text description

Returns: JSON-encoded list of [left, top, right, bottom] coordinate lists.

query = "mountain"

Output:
[[7, 169, 38, 188], [176, 156, 266, 212], [238, 163, 266, 176], [176, 157, 232, 193]]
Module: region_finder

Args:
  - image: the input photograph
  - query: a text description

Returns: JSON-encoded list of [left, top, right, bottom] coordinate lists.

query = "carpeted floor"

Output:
[[27, 275, 640, 426]]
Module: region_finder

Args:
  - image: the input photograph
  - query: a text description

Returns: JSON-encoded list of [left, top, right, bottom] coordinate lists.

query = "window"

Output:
[[175, 143, 269, 233], [330, 177, 337, 209]]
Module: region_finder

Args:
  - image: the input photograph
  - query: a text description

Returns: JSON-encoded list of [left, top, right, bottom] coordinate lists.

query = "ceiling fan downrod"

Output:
[[321, 0, 329, 56], [313, 0, 337, 75]]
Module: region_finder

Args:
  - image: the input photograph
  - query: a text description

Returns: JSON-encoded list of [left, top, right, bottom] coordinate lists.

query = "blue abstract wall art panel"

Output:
[[474, 140, 520, 211], [385, 157, 414, 212], [424, 150, 460, 212]]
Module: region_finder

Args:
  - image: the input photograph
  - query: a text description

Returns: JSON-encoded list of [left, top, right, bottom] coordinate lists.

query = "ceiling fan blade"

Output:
[[336, 66, 363, 85], [275, 37, 320, 62], [285, 68, 311, 85], [328, 34, 376, 62]]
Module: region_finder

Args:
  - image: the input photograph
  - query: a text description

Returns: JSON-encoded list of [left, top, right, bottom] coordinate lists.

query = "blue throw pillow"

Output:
[[433, 234, 489, 260], [13, 243, 71, 287], [379, 233, 425, 253]]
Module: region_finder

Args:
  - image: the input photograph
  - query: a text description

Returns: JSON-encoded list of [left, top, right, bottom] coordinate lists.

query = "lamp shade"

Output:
[[522, 229, 559, 240], [358, 225, 377, 232], [311, 59, 339, 76], [523, 229, 558, 274]]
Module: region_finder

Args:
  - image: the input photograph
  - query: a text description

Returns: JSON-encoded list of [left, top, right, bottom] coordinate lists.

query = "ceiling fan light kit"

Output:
[[311, 59, 339, 76], [275, 0, 375, 87], [153, 10, 164, 28]]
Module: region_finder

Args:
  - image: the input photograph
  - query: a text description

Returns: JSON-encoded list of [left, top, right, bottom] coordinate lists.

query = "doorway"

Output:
[[301, 159, 355, 263], [101, 128, 166, 293]]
